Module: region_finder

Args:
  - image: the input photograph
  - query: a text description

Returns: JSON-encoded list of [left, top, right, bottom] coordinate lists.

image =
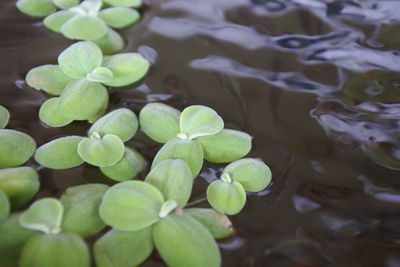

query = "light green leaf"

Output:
[[180, 105, 224, 139], [146, 159, 193, 207], [102, 53, 150, 87], [58, 41, 103, 78], [26, 64, 75, 95], [0, 190, 10, 222], [53, 0, 79, 9], [87, 93, 109, 123], [61, 184, 109, 238], [78, 134, 125, 167], [139, 103, 181, 143], [61, 14, 108, 41], [223, 158, 272, 192], [100, 7, 140, 29], [94, 227, 153, 267], [102, 0, 142, 7], [16, 0, 56, 17], [19, 198, 63, 234], [43, 11, 76, 33], [153, 213, 221, 267], [99, 181, 164, 231], [58, 79, 109, 120], [0, 105, 10, 129], [197, 129, 252, 163], [35, 136, 84, 169], [207, 180, 246, 215], [86, 66, 113, 83], [19, 232, 90, 267], [100, 146, 146, 182], [39, 98, 74, 127], [158, 200, 178, 218], [93, 28, 125, 55], [0, 167, 39, 209], [0, 213, 36, 267], [88, 108, 138, 142], [185, 208, 233, 239], [152, 139, 203, 178], [0, 129, 36, 169]]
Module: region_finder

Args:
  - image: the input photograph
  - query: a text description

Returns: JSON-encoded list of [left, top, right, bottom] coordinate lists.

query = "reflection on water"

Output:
[[2, 0, 400, 266]]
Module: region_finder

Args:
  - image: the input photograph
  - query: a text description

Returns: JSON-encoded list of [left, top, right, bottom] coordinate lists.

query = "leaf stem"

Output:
[[186, 197, 208, 207]]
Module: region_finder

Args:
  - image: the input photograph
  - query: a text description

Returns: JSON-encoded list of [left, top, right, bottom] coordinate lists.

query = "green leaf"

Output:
[[0, 129, 36, 169], [53, 0, 79, 9], [179, 105, 224, 139], [43, 11, 76, 34], [185, 208, 233, 239], [26, 64, 75, 95], [19, 198, 63, 234], [153, 213, 221, 267], [0, 213, 36, 267], [207, 180, 246, 215], [61, 14, 108, 41], [197, 129, 252, 163], [100, 7, 140, 29], [77, 134, 125, 167], [0, 190, 10, 222], [16, 0, 56, 17], [223, 158, 272, 192], [88, 108, 138, 142], [93, 28, 125, 55], [39, 98, 74, 127], [19, 232, 90, 267], [35, 136, 84, 169], [100, 146, 146, 182], [58, 79, 109, 120], [0, 167, 40, 209], [60, 184, 109, 238], [58, 41, 103, 78], [145, 159, 193, 207], [102, 0, 142, 8], [139, 103, 181, 143], [94, 227, 153, 267], [99, 181, 164, 231], [87, 92, 109, 123], [152, 139, 204, 178], [102, 53, 150, 87], [0, 105, 10, 129], [86, 67, 114, 83]]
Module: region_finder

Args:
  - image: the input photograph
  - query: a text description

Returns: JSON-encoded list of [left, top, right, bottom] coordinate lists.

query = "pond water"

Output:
[[2, 0, 400, 266]]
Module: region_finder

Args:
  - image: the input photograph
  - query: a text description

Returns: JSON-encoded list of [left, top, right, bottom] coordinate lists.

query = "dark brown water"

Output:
[[2, 0, 400, 266]]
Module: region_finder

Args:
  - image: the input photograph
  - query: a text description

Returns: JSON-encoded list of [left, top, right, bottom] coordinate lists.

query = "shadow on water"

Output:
[[2, 0, 400, 266]]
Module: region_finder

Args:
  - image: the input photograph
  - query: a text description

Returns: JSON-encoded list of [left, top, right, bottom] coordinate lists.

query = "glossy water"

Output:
[[2, 0, 400, 266]]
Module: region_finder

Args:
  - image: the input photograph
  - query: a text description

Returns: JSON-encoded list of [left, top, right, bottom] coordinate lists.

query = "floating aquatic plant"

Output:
[[18, 198, 91, 267], [140, 103, 253, 177], [16, 0, 142, 53], [35, 108, 146, 181], [97, 179, 227, 267], [26, 41, 149, 127], [207, 158, 272, 215]]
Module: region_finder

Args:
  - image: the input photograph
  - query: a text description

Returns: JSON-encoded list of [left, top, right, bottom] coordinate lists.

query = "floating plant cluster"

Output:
[[0, 1, 273, 267], [17, 0, 142, 54]]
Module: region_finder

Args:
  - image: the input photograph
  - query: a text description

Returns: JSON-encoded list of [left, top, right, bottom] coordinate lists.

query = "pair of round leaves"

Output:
[[207, 158, 272, 215], [18, 199, 91, 267], [0, 105, 10, 129], [140, 103, 253, 176], [99, 181, 221, 267], [0, 130, 36, 169], [26, 41, 149, 125], [93, 208, 233, 267], [44, 0, 141, 41], [0, 167, 40, 209]]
